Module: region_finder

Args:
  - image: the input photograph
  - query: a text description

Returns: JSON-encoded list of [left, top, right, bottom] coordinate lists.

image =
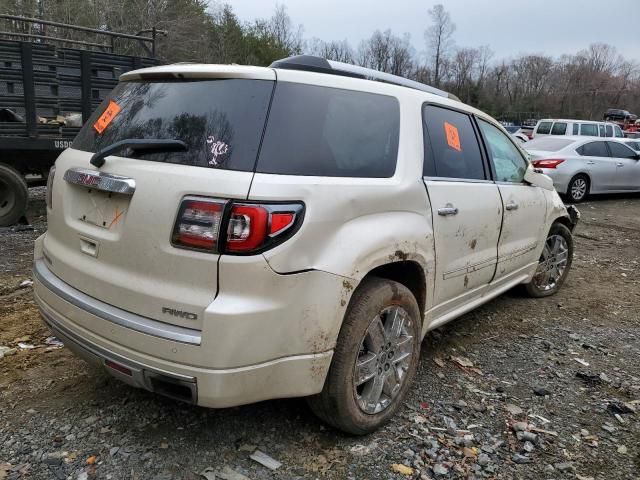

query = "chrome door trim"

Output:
[[33, 259, 201, 345], [64, 168, 136, 195]]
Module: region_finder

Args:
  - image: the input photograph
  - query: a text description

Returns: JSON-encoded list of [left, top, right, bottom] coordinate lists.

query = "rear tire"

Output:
[[0, 163, 28, 227], [566, 174, 589, 203], [307, 277, 422, 435], [524, 223, 573, 298]]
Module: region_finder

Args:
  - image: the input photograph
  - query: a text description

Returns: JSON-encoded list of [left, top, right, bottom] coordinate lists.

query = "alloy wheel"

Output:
[[353, 306, 415, 414], [571, 178, 587, 201], [532, 234, 569, 291]]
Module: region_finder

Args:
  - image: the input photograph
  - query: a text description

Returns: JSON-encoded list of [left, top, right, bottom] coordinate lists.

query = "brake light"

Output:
[[532, 159, 565, 169], [172, 197, 303, 254], [46, 166, 56, 209], [172, 197, 226, 251], [226, 204, 268, 252]]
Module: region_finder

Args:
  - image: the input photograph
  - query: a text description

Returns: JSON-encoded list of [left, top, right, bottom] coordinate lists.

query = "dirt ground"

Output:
[[0, 188, 638, 480]]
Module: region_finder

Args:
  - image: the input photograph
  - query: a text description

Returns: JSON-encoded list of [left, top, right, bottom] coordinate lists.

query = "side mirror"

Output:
[[524, 164, 554, 190]]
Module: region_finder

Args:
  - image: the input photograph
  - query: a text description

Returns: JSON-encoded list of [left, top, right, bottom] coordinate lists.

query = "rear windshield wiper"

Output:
[[90, 139, 188, 168]]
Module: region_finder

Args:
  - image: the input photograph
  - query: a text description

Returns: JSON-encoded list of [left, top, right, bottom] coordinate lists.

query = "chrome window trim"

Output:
[[423, 176, 494, 184], [63, 167, 136, 195], [33, 259, 201, 345]]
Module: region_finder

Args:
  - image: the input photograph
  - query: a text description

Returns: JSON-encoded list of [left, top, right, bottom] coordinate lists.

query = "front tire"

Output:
[[307, 277, 422, 435], [566, 174, 589, 203], [525, 223, 573, 298], [0, 163, 29, 227]]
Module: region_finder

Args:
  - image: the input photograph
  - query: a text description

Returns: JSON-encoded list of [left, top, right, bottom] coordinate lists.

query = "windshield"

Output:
[[73, 79, 274, 171]]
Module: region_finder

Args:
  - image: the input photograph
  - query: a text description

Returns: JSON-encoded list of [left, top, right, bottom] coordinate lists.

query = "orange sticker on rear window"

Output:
[[93, 100, 121, 134], [444, 121, 461, 152]]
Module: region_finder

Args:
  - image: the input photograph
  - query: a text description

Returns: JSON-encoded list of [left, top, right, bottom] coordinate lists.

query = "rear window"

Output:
[[580, 124, 598, 136], [525, 137, 574, 152], [73, 79, 274, 171], [256, 83, 399, 177], [536, 121, 552, 134], [551, 122, 567, 135]]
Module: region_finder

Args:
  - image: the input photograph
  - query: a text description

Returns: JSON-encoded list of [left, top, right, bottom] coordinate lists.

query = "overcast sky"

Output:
[[228, 0, 640, 62]]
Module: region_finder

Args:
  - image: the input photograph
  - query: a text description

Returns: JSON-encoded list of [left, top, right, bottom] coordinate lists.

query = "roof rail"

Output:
[[270, 55, 460, 101]]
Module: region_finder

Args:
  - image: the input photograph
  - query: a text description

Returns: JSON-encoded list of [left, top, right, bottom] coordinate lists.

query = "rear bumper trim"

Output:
[[39, 304, 197, 403], [33, 259, 202, 345]]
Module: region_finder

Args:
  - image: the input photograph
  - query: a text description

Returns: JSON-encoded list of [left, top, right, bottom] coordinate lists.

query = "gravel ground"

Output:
[[0, 189, 639, 480]]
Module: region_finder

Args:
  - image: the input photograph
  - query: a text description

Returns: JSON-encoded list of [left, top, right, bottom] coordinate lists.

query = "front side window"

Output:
[[551, 122, 567, 135], [478, 119, 528, 183], [577, 141, 609, 157], [536, 121, 552, 135], [580, 124, 598, 136], [607, 142, 637, 159], [422, 105, 486, 180], [73, 79, 274, 171], [257, 83, 399, 177]]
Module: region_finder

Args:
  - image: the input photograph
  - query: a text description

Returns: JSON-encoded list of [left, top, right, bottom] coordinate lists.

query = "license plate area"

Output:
[[71, 186, 131, 230]]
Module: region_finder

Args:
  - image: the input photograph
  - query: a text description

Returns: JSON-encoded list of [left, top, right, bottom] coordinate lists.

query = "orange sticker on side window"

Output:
[[444, 121, 461, 152], [93, 100, 121, 134]]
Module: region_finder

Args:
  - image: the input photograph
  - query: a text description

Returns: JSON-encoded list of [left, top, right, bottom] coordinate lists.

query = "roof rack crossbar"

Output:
[[270, 55, 459, 101]]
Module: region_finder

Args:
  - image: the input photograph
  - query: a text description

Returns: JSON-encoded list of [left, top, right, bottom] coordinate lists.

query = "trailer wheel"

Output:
[[0, 163, 29, 227]]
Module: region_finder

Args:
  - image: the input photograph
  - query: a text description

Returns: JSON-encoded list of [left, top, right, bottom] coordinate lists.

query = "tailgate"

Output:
[[45, 150, 255, 330], [42, 75, 274, 330]]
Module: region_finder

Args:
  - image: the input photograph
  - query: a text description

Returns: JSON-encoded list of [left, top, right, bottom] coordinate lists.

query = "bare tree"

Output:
[[357, 30, 414, 77], [425, 4, 455, 87], [267, 3, 303, 55], [307, 38, 354, 63]]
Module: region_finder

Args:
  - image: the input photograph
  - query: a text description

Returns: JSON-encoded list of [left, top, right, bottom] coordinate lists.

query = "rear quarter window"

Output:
[[256, 83, 400, 177]]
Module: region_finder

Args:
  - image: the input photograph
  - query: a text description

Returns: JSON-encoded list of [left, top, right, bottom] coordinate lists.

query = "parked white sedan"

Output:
[[525, 136, 640, 202]]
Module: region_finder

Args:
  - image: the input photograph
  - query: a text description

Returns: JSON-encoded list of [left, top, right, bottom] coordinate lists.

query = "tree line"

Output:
[[2, 0, 639, 122]]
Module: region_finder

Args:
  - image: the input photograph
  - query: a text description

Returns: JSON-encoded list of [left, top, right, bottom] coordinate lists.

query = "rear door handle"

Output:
[[437, 204, 459, 216], [505, 202, 519, 211]]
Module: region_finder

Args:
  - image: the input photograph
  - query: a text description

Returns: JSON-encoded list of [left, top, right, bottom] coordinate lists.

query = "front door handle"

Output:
[[505, 202, 519, 211], [437, 204, 459, 216], [617, 163, 624, 167], [586, 161, 595, 165]]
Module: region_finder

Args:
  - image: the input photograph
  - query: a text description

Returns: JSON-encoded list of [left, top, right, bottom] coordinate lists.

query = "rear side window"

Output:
[[257, 83, 399, 177], [572, 124, 579, 135], [577, 141, 609, 157], [422, 105, 486, 180], [580, 124, 598, 136], [536, 122, 552, 134], [551, 122, 567, 135], [605, 125, 613, 137], [73, 79, 274, 171], [598, 125, 605, 137], [607, 141, 637, 159]]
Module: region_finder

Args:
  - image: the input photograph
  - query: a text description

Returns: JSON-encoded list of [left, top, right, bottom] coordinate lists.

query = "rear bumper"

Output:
[[33, 239, 343, 408]]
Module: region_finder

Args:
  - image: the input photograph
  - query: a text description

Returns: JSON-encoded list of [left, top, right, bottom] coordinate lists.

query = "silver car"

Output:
[[525, 136, 640, 202]]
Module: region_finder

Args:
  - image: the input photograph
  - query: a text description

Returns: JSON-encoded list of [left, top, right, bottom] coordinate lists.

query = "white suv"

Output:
[[34, 56, 579, 434]]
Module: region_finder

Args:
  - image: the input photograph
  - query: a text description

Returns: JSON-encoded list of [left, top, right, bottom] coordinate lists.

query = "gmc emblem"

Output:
[[78, 173, 100, 187], [162, 307, 198, 320]]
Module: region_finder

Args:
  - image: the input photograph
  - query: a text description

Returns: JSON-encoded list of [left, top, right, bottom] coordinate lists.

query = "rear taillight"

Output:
[[172, 197, 226, 251], [532, 159, 565, 169], [172, 196, 303, 255], [46, 166, 56, 209]]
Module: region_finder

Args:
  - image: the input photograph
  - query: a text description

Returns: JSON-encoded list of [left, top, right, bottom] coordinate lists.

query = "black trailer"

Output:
[[0, 15, 160, 226]]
